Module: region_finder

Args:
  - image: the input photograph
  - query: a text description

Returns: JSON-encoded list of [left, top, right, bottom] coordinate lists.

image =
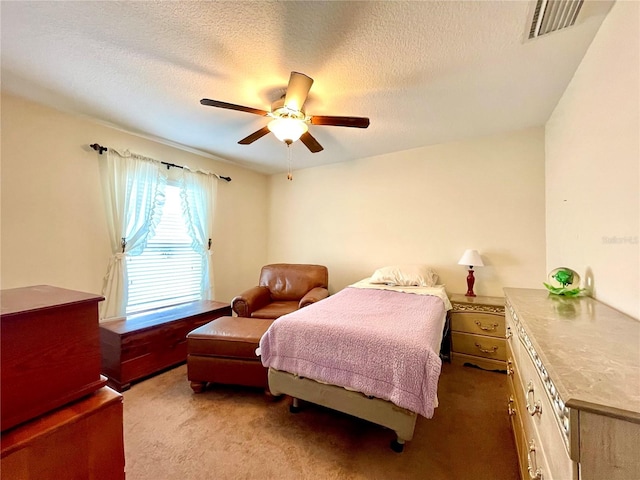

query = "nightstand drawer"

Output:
[[451, 332, 507, 361], [450, 311, 505, 338]]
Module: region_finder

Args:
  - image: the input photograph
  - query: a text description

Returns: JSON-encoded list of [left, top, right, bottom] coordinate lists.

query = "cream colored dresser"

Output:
[[504, 288, 640, 480], [450, 294, 507, 371]]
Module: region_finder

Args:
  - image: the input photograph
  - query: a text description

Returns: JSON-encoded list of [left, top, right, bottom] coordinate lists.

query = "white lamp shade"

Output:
[[268, 117, 308, 143], [458, 249, 484, 267]]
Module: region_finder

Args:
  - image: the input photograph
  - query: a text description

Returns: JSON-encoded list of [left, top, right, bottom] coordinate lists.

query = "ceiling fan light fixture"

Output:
[[268, 117, 308, 144], [201, 71, 368, 153]]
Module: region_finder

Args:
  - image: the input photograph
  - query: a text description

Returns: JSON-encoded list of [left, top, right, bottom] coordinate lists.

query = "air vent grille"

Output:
[[529, 0, 584, 39]]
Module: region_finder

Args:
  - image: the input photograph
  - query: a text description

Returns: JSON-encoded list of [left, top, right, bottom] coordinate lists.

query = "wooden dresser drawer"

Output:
[[451, 331, 506, 361], [450, 311, 505, 338], [507, 341, 577, 480], [515, 344, 576, 479], [507, 345, 554, 480]]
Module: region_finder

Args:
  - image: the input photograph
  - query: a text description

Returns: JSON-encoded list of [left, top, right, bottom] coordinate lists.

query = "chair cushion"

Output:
[[251, 301, 299, 319], [187, 316, 274, 359]]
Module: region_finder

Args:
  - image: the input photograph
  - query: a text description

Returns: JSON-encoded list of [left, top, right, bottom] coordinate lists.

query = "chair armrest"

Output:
[[299, 287, 329, 309], [232, 286, 271, 317]]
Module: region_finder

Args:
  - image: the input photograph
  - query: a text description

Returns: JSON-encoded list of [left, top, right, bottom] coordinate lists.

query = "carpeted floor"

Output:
[[122, 362, 520, 480]]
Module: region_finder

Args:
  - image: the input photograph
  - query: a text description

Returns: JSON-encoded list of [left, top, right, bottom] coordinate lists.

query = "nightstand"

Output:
[[449, 293, 506, 372]]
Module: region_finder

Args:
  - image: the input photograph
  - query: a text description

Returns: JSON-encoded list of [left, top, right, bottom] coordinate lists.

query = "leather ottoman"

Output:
[[186, 316, 274, 392]]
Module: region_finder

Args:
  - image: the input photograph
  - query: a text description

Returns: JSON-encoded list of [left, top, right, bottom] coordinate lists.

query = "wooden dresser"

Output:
[[504, 288, 640, 480], [1, 285, 105, 431], [449, 294, 506, 371], [1, 285, 124, 479]]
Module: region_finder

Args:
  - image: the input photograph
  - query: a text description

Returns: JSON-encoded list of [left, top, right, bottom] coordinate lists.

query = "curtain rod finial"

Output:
[[90, 143, 107, 154]]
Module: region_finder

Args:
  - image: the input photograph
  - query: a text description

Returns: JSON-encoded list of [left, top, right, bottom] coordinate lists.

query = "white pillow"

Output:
[[369, 264, 438, 287]]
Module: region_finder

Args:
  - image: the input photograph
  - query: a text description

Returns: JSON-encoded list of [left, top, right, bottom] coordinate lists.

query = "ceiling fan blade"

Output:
[[200, 99, 268, 116], [238, 126, 271, 145], [300, 131, 324, 153], [284, 72, 313, 112], [310, 115, 370, 128]]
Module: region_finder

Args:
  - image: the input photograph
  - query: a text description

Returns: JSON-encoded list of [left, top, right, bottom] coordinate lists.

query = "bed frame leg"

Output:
[[289, 397, 301, 413], [390, 437, 405, 453]]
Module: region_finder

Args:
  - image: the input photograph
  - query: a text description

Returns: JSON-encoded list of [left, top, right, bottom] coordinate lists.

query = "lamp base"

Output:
[[465, 268, 476, 297]]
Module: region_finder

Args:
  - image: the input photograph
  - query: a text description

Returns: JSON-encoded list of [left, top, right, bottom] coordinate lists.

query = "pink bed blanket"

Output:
[[258, 287, 446, 418]]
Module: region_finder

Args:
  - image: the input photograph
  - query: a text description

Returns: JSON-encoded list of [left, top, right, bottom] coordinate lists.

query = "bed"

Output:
[[258, 266, 452, 452]]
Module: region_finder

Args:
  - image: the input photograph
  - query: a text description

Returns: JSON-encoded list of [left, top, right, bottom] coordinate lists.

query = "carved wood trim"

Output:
[[451, 303, 505, 314]]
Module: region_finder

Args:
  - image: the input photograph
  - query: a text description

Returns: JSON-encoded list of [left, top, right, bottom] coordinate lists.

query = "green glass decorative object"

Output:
[[543, 267, 584, 296]]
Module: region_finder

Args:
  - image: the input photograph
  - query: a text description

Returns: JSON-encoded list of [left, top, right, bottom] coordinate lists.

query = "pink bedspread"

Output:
[[259, 287, 446, 418]]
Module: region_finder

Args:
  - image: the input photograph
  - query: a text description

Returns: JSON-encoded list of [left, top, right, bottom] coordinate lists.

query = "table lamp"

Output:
[[458, 249, 484, 297]]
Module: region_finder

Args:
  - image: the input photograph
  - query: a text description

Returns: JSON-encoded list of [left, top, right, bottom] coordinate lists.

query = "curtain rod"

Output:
[[89, 143, 232, 182]]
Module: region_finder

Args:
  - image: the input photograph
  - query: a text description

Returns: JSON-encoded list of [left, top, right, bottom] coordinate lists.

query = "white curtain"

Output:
[[179, 168, 218, 300], [99, 149, 167, 320]]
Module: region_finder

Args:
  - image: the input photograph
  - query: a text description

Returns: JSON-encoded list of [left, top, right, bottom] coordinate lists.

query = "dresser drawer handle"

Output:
[[474, 342, 498, 354], [505, 326, 513, 339], [506, 358, 514, 376], [526, 381, 543, 416], [507, 395, 517, 416], [527, 440, 543, 479], [474, 320, 499, 332]]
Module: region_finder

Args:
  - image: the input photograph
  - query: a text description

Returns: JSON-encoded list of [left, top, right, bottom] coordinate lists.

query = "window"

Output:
[[126, 184, 202, 314]]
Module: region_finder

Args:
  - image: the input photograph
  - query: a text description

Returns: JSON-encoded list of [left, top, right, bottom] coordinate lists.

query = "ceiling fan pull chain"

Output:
[[287, 144, 293, 181]]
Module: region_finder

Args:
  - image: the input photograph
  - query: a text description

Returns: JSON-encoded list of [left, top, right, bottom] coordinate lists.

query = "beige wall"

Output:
[[546, 0, 639, 319], [267, 127, 546, 297], [0, 93, 269, 303]]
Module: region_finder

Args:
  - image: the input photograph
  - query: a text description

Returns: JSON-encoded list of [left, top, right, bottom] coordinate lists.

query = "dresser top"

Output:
[[1, 285, 104, 318], [504, 288, 640, 422], [449, 293, 504, 308]]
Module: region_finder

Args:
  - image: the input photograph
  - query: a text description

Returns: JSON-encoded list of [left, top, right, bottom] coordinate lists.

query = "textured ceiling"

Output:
[[1, 1, 613, 174]]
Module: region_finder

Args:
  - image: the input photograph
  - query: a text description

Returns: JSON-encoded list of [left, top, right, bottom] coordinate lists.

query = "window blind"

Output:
[[126, 185, 202, 314]]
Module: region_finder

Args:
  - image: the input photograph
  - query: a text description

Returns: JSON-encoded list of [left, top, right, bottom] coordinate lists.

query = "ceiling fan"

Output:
[[200, 72, 370, 153]]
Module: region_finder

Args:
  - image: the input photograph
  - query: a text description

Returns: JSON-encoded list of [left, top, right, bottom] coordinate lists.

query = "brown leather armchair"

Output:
[[232, 264, 329, 319]]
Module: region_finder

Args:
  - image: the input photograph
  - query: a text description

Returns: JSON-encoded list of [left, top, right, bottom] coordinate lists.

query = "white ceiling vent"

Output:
[[528, 0, 584, 39]]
